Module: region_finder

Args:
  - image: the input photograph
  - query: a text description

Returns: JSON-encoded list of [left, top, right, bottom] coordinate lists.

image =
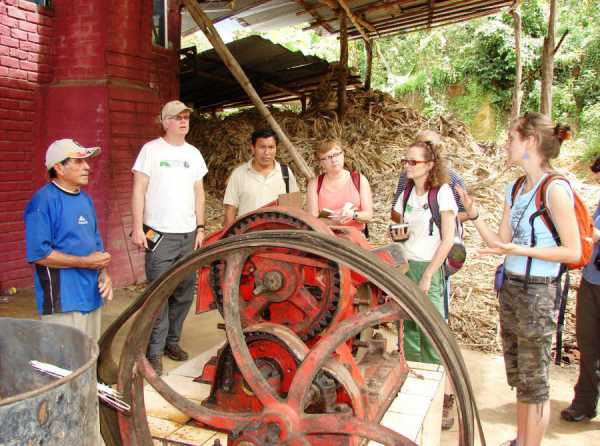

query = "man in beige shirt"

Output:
[[223, 128, 298, 226]]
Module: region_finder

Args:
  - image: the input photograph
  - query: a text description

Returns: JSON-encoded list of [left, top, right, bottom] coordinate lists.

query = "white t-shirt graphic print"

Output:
[[393, 183, 458, 262], [132, 137, 208, 233]]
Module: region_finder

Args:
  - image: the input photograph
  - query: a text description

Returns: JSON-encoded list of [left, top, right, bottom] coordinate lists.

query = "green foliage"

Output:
[[581, 103, 600, 161], [184, 0, 599, 149]]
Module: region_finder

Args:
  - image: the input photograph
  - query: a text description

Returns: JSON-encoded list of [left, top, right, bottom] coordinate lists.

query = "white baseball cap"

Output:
[[160, 100, 193, 121], [45, 139, 101, 170]]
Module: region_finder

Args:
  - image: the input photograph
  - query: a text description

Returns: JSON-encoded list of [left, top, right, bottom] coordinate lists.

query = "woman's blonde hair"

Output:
[[409, 141, 448, 190], [315, 139, 345, 159], [513, 112, 572, 167]]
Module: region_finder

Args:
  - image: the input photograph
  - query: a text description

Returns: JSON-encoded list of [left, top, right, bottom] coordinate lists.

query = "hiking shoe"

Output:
[[165, 343, 189, 361], [560, 405, 596, 422], [148, 356, 163, 376], [442, 394, 455, 430]]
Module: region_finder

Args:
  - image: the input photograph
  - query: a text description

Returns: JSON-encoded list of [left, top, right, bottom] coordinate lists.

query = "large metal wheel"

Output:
[[210, 208, 350, 341], [108, 230, 484, 446]]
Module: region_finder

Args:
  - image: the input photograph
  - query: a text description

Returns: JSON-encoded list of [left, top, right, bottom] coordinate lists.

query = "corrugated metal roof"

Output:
[[182, 0, 514, 38], [179, 35, 362, 110]]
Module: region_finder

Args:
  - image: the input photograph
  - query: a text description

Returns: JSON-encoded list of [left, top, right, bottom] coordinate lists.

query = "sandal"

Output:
[[499, 440, 517, 446]]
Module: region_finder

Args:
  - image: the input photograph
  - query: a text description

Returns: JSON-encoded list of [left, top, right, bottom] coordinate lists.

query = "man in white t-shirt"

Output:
[[223, 128, 299, 227], [131, 100, 207, 375]]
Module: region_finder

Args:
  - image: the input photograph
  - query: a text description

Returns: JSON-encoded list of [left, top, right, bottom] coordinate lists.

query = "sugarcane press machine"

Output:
[[98, 208, 484, 446]]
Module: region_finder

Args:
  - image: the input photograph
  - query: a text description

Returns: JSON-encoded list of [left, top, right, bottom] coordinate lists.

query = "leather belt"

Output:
[[505, 272, 558, 285]]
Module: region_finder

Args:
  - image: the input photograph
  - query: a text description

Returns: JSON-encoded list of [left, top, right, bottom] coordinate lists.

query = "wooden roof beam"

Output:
[[348, 6, 509, 39], [336, 0, 375, 41], [309, 0, 508, 29], [346, 0, 511, 37], [318, 0, 377, 35], [295, 0, 335, 33]]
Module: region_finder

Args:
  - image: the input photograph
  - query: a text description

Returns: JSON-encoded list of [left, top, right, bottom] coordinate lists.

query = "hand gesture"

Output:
[[194, 230, 204, 250], [337, 203, 356, 224], [131, 227, 148, 250], [418, 272, 432, 294], [455, 185, 479, 220], [477, 241, 519, 257], [98, 269, 113, 301], [84, 251, 111, 269]]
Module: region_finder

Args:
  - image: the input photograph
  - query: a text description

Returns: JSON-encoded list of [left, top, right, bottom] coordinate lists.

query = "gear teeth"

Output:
[[208, 210, 341, 341]]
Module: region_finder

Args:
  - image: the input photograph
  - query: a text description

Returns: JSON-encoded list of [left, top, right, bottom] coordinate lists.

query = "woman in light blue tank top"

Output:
[[457, 113, 579, 446]]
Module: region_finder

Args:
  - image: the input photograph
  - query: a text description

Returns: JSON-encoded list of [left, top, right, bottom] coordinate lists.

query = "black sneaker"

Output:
[[165, 343, 189, 361], [148, 356, 163, 376], [560, 405, 596, 422]]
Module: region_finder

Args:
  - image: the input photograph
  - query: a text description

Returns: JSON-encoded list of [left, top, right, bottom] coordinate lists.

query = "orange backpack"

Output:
[[511, 173, 593, 270]]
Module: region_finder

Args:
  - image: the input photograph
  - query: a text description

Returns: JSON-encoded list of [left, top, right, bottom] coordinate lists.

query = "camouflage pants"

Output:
[[499, 278, 557, 403]]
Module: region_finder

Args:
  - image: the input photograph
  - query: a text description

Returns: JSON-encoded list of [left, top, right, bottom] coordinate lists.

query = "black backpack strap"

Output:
[[537, 173, 563, 244], [554, 266, 569, 365], [427, 186, 441, 236], [511, 175, 527, 208], [280, 163, 290, 193], [402, 180, 414, 215], [316, 174, 325, 195]]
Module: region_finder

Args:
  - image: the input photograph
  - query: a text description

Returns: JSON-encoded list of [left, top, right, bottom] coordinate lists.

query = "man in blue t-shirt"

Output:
[[561, 156, 600, 423], [24, 139, 113, 342]]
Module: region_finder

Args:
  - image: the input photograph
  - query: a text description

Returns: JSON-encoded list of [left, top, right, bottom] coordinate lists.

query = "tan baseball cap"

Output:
[[160, 100, 193, 121], [45, 139, 101, 170]]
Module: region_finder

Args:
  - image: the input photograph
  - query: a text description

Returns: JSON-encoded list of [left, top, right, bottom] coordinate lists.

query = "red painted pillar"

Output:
[[39, 0, 181, 286]]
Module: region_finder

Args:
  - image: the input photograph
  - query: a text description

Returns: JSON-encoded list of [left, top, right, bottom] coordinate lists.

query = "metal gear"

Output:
[[210, 210, 343, 340]]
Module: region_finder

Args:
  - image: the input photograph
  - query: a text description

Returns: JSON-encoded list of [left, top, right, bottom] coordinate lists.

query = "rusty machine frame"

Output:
[[98, 208, 485, 446]]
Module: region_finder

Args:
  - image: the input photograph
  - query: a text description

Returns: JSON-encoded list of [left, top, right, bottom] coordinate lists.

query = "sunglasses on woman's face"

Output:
[[319, 151, 343, 162], [401, 159, 429, 166]]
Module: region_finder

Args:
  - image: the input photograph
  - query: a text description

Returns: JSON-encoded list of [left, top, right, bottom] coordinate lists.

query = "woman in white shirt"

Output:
[[391, 140, 458, 363]]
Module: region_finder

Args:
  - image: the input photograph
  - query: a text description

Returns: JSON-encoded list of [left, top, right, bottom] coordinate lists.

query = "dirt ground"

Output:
[[2, 284, 599, 445]]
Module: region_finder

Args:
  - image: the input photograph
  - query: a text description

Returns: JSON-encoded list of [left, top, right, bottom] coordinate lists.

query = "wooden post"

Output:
[[510, 7, 522, 121], [182, 0, 314, 180], [338, 12, 348, 121], [540, 0, 557, 117], [364, 39, 373, 91]]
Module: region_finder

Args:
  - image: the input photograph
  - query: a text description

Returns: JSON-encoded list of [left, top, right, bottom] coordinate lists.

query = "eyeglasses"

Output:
[[319, 151, 343, 162], [401, 159, 430, 166], [168, 115, 191, 121]]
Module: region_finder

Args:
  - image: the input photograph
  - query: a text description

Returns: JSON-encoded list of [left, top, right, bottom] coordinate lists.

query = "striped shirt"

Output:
[[391, 169, 466, 213]]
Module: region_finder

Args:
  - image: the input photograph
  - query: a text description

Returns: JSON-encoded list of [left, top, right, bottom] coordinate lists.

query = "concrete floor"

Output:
[[2, 286, 599, 445]]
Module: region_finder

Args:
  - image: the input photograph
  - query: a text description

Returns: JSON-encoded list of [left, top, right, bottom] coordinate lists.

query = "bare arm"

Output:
[[194, 179, 206, 250], [456, 185, 511, 246], [36, 250, 111, 270], [223, 204, 238, 228], [354, 174, 373, 223], [98, 268, 113, 301], [457, 211, 470, 223], [476, 185, 580, 263], [306, 178, 319, 218], [131, 171, 149, 249], [419, 210, 454, 293]]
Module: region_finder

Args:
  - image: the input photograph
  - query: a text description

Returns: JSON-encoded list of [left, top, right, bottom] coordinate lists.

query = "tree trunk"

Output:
[[510, 7, 522, 121], [182, 0, 314, 180], [540, 0, 557, 117], [337, 12, 348, 121], [364, 39, 373, 91]]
